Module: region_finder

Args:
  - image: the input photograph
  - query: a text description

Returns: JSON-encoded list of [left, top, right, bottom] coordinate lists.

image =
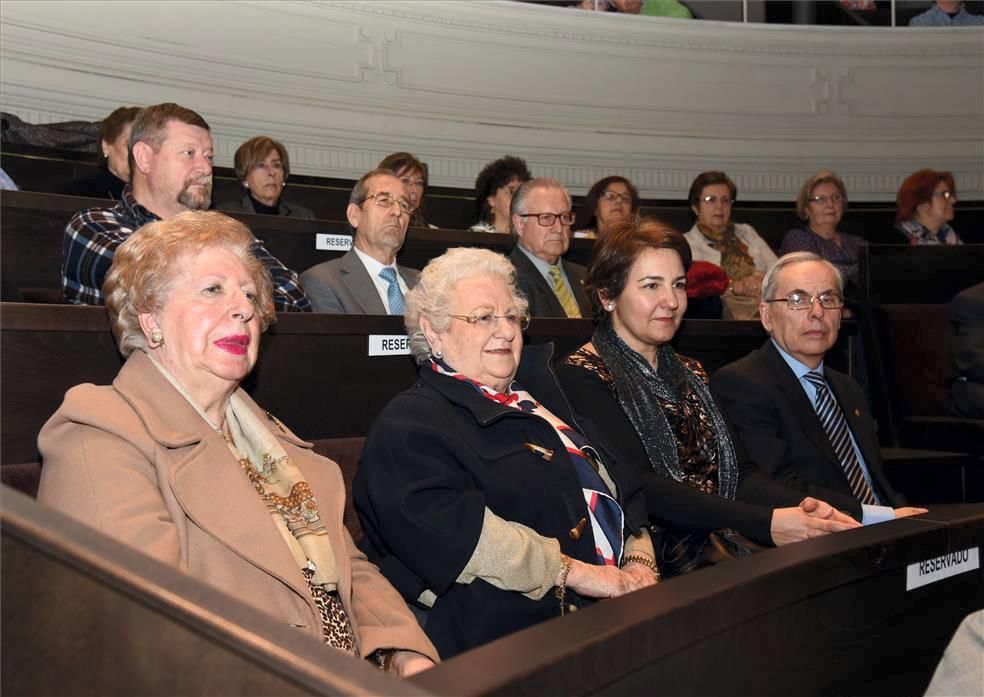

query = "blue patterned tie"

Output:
[[378, 267, 405, 315], [803, 371, 877, 505]]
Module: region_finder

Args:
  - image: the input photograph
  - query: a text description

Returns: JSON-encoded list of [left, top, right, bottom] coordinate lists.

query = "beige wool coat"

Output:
[[37, 350, 438, 663]]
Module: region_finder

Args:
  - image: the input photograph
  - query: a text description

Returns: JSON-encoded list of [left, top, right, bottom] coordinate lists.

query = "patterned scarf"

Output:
[[896, 219, 962, 246], [697, 221, 757, 280], [429, 359, 624, 566], [591, 318, 739, 500]]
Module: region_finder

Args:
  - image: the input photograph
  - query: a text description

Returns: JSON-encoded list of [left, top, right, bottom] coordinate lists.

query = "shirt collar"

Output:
[[121, 185, 163, 226], [352, 245, 397, 278], [771, 338, 825, 380], [517, 243, 562, 275]]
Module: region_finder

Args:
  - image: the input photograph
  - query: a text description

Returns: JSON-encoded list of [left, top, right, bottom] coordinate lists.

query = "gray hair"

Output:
[[405, 247, 529, 365], [761, 251, 844, 300], [509, 177, 572, 235]]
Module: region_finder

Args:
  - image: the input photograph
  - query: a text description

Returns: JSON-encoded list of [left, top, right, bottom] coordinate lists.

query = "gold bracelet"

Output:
[[555, 554, 572, 615], [622, 553, 661, 582]]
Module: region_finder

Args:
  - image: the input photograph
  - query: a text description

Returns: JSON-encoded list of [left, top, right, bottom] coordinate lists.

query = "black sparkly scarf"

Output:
[[591, 317, 739, 500]]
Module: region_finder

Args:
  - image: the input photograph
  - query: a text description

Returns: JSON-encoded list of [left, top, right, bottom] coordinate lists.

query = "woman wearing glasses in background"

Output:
[[780, 171, 865, 287], [573, 176, 641, 240], [683, 171, 777, 320], [894, 169, 963, 245], [354, 247, 658, 659]]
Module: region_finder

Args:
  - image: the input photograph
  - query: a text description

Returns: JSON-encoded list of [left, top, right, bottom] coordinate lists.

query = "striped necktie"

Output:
[[548, 264, 582, 318], [378, 267, 405, 315], [803, 371, 877, 505]]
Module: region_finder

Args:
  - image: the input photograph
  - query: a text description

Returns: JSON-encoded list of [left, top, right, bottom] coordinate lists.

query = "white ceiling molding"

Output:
[[2, 0, 981, 201]]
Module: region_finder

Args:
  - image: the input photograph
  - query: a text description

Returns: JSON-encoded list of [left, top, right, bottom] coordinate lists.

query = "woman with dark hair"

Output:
[[684, 171, 777, 320], [894, 169, 963, 245], [68, 106, 141, 200], [378, 152, 436, 229], [470, 155, 532, 233], [780, 170, 864, 286], [555, 217, 859, 577], [219, 136, 314, 218], [573, 175, 640, 240]]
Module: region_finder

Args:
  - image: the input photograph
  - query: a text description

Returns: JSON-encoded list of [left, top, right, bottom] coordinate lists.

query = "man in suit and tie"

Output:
[[508, 178, 592, 318], [711, 252, 925, 523], [301, 168, 420, 314]]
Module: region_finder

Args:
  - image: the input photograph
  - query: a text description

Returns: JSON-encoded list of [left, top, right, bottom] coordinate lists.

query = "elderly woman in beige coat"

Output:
[[38, 211, 438, 675]]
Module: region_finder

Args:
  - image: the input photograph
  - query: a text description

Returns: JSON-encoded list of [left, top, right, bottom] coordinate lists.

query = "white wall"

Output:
[[1, 0, 981, 200]]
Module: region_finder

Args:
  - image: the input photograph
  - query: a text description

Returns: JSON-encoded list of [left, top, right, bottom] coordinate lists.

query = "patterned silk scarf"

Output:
[[429, 359, 624, 566], [697, 222, 757, 281]]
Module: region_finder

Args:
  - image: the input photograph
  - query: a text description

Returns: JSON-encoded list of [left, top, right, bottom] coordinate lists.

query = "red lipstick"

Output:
[[215, 334, 250, 356]]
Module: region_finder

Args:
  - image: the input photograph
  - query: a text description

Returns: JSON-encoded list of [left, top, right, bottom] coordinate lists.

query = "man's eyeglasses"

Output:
[[517, 212, 575, 227], [601, 191, 632, 204], [809, 194, 844, 205], [701, 195, 733, 206], [362, 192, 412, 216], [449, 311, 531, 331], [765, 292, 844, 311], [932, 190, 956, 201]]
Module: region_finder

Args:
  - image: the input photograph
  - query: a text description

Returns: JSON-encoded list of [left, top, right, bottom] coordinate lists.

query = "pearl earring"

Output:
[[606, 303, 615, 311], [434, 349, 443, 359], [150, 328, 164, 346]]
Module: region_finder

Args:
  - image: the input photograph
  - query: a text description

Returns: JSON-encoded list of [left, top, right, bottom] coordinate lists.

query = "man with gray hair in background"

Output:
[[712, 252, 925, 524], [508, 177, 592, 318], [62, 102, 310, 311]]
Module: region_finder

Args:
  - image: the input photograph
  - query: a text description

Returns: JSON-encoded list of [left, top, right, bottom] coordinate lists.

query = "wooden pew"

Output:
[[861, 245, 984, 305], [5, 483, 981, 696]]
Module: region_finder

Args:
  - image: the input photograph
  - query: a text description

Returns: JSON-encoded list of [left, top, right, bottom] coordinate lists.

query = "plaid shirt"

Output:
[[62, 187, 312, 311]]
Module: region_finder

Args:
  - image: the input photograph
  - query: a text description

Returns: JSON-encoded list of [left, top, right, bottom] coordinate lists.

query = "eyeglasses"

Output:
[[701, 195, 734, 206], [809, 194, 844, 205], [932, 190, 956, 201], [449, 311, 531, 331], [517, 211, 575, 227], [362, 192, 412, 216], [601, 191, 632, 204], [765, 292, 844, 311]]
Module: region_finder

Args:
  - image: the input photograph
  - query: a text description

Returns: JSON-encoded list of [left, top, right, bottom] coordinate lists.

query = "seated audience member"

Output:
[[909, 0, 984, 25], [470, 155, 532, 233], [780, 170, 864, 288], [556, 219, 859, 577], [924, 610, 984, 697], [300, 169, 418, 314], [354, 248, 657, 658], [951, 282, 984, 418], [378, 151, 436, 228], [894, 169, 963, 245], [573, 175, 640, 240], [684, 171, 777, 320], [218, 136, 314, 218], [0, 167, 17, 190], [62, 102, 311, 312], [39, 211, 438, 676], [711, 252, 927, 523], [510, 178, 593, 317], [67, 106, 141, 200]]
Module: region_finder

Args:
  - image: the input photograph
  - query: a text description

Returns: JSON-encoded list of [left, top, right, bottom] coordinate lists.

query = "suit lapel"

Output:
[[511, 248, 565, 317], [566, 262, 593, 316], [339, 249, 387, 314]]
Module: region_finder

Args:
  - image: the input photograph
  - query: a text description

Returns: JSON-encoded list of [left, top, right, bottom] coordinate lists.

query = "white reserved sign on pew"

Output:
[[368, 335, 412, 356], [315, 234, 353, 251], [905, 547, 979, 591]]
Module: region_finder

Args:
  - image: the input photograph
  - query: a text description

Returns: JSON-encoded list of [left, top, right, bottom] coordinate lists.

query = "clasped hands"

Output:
[[561, 557, 658, 600]]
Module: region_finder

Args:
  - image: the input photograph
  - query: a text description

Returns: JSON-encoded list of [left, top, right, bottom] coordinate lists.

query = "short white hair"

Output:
[[761, 251, 844, 299], [405, 248, 529, 365]]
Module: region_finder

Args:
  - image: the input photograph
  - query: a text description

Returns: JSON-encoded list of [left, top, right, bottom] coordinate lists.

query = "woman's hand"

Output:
[[621, 561, 659, 589], [391, 650, 436, 678], [770, 499, 860, 545], [562, 559, 651, 599]]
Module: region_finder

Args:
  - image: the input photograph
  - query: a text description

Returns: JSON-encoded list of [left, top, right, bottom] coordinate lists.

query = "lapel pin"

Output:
[[524, 443, 554, 461], [854, 408, 861, 417], [570, 517, 587, 539]]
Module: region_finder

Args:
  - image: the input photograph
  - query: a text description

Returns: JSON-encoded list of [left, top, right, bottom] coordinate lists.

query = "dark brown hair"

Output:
[[100, 106, 141, 158], [378, 152, 430, 227], [575, 175, 640, 231], [688, 171, 737, 212], [585, 217, 692, 304], [234, 136, 290, 183]]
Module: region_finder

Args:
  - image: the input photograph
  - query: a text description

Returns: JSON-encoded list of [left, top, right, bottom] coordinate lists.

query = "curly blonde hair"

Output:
[[103, 211, 276, 357], [404, 248, 528, 365]]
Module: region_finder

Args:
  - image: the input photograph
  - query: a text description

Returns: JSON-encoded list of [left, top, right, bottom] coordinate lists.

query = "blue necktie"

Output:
[[378, 267, 405, 315], [803, 371, 877, 505]]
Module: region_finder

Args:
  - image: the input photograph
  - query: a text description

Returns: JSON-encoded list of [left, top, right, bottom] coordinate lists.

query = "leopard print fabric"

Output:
[[301, 566, 358, 655]]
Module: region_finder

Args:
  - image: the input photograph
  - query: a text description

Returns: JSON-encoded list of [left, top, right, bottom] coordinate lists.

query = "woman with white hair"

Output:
[[354, 247, 658, 659]]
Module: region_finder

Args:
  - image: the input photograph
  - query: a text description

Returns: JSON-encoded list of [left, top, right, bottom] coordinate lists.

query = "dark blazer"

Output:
[[711, 340, 905, 519], [299, 249, 420, 314], [354, 343, 649, 659], [217, 193, 315, 219], [509, 246, 592, 318], [951, 282, 984, 418], [66, 166, 126, 200]]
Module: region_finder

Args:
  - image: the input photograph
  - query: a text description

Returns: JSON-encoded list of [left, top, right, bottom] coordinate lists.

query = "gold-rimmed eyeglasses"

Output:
[[449, 311, 531, 331], [362, 192, 413, 216]]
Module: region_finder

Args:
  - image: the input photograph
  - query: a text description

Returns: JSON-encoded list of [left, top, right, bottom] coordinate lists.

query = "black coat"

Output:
[[711, 340, 905, 519], [509, 246, 593, 318], [354, 343, 648, 659]]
